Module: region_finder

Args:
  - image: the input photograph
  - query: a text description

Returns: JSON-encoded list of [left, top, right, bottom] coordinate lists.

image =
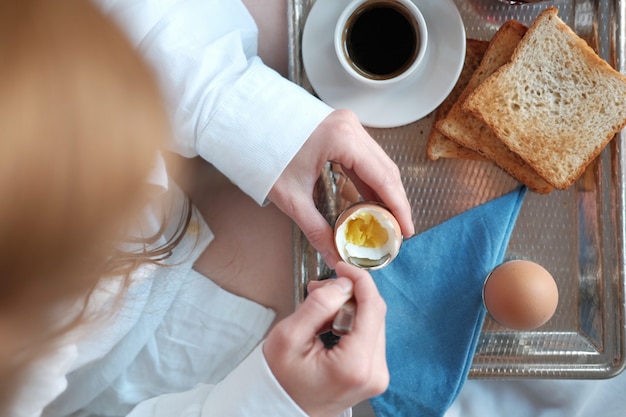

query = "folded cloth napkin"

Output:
[[368, 186, 527, 417]]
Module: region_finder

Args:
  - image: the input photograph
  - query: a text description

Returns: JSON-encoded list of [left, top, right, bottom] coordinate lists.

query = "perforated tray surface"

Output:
[[290, 0, 626, 378]]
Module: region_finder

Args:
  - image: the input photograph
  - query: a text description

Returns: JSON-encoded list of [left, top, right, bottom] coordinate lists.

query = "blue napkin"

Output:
[[368, 186, 527, 417]]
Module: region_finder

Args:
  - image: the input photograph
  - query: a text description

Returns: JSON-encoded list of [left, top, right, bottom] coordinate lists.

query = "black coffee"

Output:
[[344, 2, 419, 80]]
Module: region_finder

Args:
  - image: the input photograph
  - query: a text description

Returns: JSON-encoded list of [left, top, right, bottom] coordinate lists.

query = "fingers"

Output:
[[267, 161, 342, 268], [346, 138, 415, 239], [264, 263, 389, 414], [316, 263, 387, 345], [285, 195, 341, 268], [287, 261, 380, 343], [287, 276, 354, 343], [269, 108, 414, 267], [325, 263, 389, 396], [334, 262, 386, 333], [306, 279, 326, 292], [308, 281, 357, 336], [326, 110, 414, 238]]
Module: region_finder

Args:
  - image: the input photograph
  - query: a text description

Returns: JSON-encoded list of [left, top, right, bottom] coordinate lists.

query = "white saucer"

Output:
[[302, 0, 466, 128]]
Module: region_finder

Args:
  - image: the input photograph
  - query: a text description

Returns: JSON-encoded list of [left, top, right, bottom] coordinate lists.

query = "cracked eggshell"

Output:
[[333, 202, 402, 269]]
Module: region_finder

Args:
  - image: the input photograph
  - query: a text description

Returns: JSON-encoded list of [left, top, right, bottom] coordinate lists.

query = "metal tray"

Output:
[[290, 0, 626, 378]]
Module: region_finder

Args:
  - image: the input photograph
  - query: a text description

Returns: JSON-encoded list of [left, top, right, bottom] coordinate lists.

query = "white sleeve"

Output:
[[7, 345, 77, 417], [93, 0, 333, 204], [128, 343, 351, 417]]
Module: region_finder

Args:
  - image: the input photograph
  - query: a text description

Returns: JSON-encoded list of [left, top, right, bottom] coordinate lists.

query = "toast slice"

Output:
[[427, 39, 489, 161], [436, 21, 553, 194], [464, 7, 626, 189]]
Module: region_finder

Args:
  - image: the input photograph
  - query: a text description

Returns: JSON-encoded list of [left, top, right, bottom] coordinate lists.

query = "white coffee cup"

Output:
[[334, 0, 428, 88]]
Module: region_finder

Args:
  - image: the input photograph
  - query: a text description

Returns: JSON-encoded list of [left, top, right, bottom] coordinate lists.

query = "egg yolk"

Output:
[[345, 213, 389, 248]]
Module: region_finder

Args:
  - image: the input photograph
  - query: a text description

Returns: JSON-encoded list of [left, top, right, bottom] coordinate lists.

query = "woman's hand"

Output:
[[263, 262, 389, 417], [268, 109, 414, 268]]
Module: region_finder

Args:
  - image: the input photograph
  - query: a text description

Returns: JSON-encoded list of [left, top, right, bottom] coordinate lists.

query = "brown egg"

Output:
[[483, 260, 559, 330], [334, 202, 402, 269]]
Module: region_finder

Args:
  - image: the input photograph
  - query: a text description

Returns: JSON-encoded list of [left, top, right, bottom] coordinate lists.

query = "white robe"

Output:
[[8, 0, 352, 415]]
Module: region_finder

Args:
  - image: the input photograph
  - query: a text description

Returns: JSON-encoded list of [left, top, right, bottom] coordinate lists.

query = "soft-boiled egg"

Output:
[[483, 260, 559, 330], [334, 202, 402, 269]]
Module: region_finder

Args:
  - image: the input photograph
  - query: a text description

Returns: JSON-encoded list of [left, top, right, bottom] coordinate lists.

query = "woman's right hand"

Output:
[[263, 262, 388, 417]]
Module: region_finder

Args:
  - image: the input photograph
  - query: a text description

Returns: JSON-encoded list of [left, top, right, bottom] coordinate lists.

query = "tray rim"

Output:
[[289, 0, 626, 379]]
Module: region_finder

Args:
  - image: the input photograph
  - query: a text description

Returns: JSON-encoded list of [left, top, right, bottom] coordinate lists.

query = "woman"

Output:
[[2, 1, 388, 416]]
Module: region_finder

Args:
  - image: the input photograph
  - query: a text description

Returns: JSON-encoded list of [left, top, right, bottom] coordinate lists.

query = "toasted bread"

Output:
[[436, 21, 554, 194], [464, 8, 626, 189], [427, 39, 489, 161]]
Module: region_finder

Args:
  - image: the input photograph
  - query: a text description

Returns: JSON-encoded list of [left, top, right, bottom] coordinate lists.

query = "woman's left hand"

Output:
[[268, 109, 414, 268]]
